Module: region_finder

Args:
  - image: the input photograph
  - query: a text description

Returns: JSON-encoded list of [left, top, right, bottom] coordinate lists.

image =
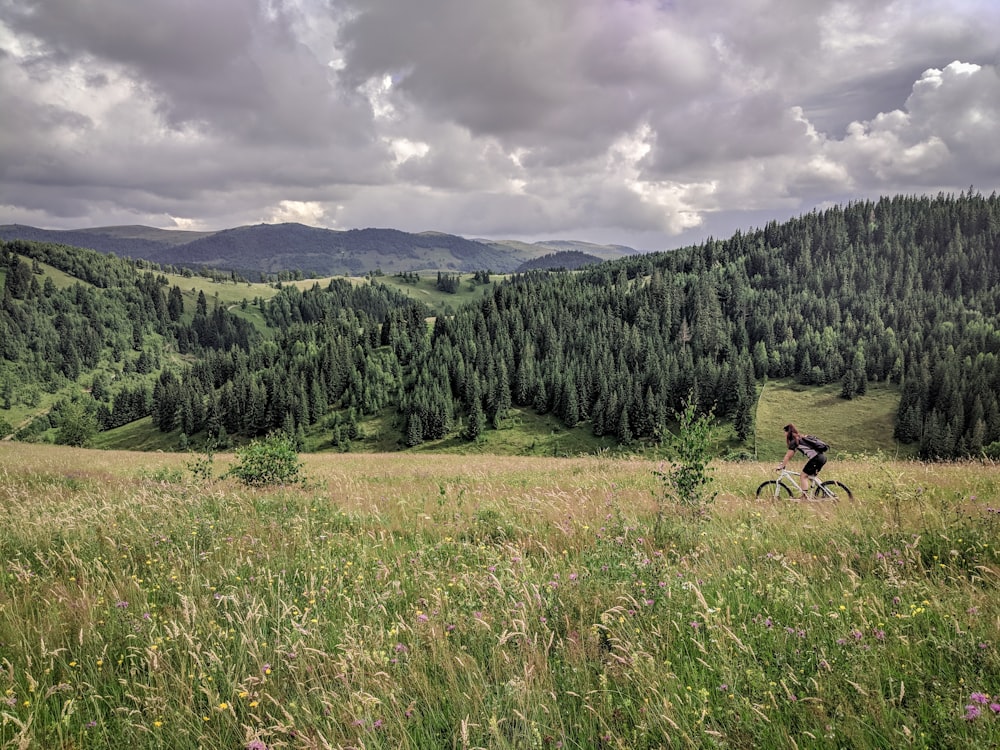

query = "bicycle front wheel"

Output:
[[756, 480, 794, 500], [815, 480, 853, 501]]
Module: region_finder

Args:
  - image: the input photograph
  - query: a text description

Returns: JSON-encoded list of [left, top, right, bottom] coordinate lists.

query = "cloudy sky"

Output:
[[1, 0, 999, 251]]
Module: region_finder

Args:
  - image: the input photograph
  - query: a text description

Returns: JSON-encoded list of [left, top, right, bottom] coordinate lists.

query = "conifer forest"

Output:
[[2, 191, 999, 460]]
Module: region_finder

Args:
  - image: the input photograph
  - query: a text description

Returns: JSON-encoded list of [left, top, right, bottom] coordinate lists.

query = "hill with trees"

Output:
[[2, 191, 999, 459], [0, 223, 636, 277], [515, 250, 605, 272]]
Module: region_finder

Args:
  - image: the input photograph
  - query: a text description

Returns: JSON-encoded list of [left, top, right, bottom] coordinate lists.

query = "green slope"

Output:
[[754, 379, 916, 461]]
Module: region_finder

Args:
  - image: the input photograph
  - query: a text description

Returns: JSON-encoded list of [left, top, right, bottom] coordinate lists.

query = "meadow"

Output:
[[1, 443, 998, 749]]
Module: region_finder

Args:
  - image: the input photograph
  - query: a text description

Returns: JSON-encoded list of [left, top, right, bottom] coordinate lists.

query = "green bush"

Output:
[[226, 433, 304, 487], [654, 396, 718, 525]]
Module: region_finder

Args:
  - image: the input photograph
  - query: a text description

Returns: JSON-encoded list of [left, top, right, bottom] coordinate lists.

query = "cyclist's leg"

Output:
[[802, 454, 828, 497]]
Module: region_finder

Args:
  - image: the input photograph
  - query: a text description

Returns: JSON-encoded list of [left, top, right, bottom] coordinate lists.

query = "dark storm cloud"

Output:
[[0, 0, 998, 248]]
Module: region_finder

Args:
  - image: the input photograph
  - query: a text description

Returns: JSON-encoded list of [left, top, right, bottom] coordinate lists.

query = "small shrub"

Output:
[[226, 433, 304, 487], [654, 396, 718, 526]]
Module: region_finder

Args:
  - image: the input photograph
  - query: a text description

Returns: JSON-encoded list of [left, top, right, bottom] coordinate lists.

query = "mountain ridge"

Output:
[[0, 222, 637, 276]]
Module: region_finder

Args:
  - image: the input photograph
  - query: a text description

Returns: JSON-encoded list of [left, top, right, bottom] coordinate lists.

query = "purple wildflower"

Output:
[[247, 742, 267, 750], [115, 600, 129, 609], [970, 692, 989, 705], [964, 704, 982, 721]]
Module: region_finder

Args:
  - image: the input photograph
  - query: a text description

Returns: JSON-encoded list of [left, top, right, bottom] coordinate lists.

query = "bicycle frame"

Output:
[[776, 468, 830, 496], [756, 468, 853, 501]]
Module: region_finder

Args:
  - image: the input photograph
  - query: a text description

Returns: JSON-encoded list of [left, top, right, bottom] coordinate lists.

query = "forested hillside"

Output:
[[402, 191, 1000, 457], [2, 192, 999, 459]]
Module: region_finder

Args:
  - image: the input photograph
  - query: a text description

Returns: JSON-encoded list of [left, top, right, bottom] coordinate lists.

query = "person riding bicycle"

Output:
[[778, 423, 827, 498]]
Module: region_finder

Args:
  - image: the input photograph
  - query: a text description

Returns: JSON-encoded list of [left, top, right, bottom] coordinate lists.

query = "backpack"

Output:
[[800, 434, 829, 453]]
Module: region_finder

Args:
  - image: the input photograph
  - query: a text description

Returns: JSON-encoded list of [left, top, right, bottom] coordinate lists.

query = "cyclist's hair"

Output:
[[783, 423, 801, 444]]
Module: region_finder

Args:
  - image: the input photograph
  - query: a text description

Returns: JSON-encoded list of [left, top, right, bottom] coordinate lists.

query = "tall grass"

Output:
[[1, 443, 998, 748]]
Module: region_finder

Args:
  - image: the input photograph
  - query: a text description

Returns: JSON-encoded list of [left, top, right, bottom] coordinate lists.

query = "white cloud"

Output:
[[262, 200, 330, 225]]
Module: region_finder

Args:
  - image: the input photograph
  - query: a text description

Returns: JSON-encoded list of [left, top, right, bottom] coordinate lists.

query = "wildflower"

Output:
[[218, 702, 229, 710], [247, 741, 267, 750], [970, 692, 990, 705], [964, 704, 982, 721], [990, 702, 1000, 715], [690, 621, 701, 631], [115, 600, 129, 609], [262, 663, 272, 675]]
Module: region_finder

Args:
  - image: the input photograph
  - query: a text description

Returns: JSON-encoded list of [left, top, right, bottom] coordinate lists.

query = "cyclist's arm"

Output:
[[778, 446, 795, 468]]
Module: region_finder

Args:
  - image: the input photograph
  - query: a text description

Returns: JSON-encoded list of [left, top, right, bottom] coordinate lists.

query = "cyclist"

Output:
[[778, 423, 827, 498]]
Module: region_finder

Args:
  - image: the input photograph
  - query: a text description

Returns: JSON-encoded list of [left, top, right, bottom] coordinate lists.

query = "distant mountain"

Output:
[[0, 223, 637, 276]]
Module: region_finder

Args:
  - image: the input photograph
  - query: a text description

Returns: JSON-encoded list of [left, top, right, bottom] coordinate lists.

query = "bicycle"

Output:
[[755, 467, 853, 501]]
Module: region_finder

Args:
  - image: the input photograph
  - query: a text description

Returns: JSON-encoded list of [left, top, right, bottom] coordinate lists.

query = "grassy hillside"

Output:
[[372, 272, 505, 316], [0, 443, 996, 749], [754, 379, 916, 461]]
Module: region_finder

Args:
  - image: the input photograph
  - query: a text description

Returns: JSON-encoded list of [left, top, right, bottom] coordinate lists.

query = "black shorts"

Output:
[[803, 453, 827, 477]]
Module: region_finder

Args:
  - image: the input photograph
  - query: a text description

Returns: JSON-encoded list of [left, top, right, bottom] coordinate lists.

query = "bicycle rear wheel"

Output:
[[755, 480, 794, 499], [815, 480, 853, 501]]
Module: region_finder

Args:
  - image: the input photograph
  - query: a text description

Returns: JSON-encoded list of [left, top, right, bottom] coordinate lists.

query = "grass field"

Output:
[[1, 443, 997, 749]]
